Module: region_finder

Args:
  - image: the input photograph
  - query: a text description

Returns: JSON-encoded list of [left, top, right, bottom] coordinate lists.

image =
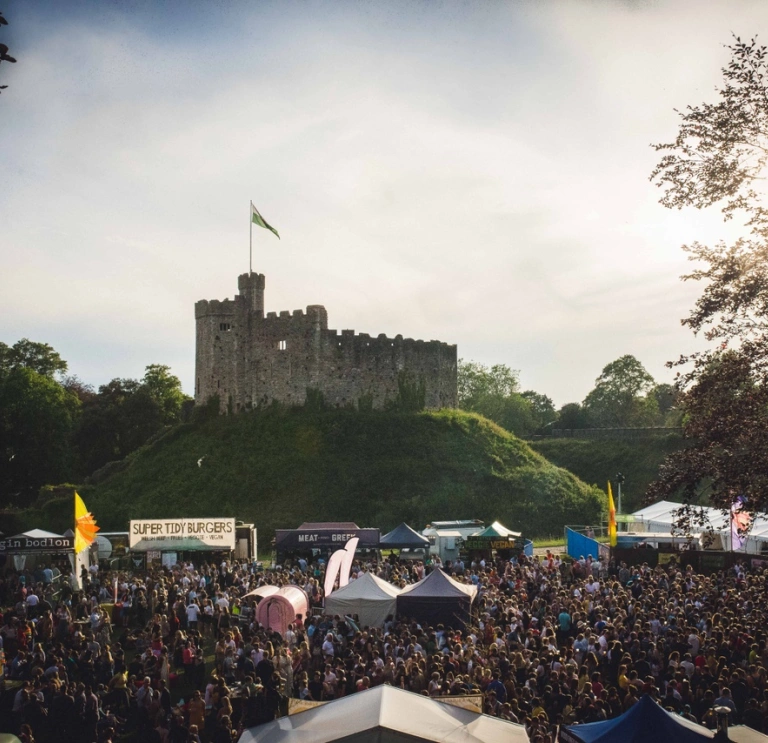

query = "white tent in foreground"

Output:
[[324, 572, 401, 628], [239, 685, 529, 743]]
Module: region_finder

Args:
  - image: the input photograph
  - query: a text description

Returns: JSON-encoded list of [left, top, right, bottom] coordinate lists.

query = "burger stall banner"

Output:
[[130, 518, 236, 552]]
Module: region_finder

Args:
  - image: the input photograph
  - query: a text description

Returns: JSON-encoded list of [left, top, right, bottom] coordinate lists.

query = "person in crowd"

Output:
[[5, 550, 768, 743]]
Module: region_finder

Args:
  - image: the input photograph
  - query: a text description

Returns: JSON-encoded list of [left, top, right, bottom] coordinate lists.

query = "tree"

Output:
[[521, 390, 558, 430], [648, 36, 768, 514], [0, 10, 16, 96], [457, 360, 541, 436], [73, 366, 191, 476], [557, 402, 591, 430], [0, 367, 80, 503], [0, 338, 68, 378], [141, 364, 188, 425], [651, 36, 768, 233], [582, 355, 658, 427], [458, 360, 520, 405]]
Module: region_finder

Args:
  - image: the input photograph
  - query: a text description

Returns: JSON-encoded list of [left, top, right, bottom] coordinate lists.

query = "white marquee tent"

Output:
[[324, 571, 401, 628], [239, 685, 529, 743], [630, 500, 768, 554]]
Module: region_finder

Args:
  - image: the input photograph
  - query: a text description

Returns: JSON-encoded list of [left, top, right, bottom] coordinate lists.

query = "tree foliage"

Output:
[[0, 368, 80, 501], [74, 366, 189, 476], [583, 355, 658, 427], [141, 364, 187, 425], [0, 338, 68, 378], [458, 360, 521, 404], [457, 360, 553, 437], [557, 402, 591, 430], [648, 36, 768, 514], [521, 390, 557, 428], [651, 36, 768, 231], [0, 9, 15, 95], [0, 337, 191, 505]]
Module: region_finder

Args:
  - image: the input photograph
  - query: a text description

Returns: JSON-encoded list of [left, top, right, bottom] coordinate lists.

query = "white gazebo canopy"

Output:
[[240, 685, 529, 743]]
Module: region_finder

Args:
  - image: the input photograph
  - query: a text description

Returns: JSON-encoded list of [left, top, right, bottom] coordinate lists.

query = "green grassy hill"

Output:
[[21, 407, 605, 539], [529, 434, 683, 514]]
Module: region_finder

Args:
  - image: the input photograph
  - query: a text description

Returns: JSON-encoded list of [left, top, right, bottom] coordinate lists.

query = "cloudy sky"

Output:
[[0, 0, 761, 405]]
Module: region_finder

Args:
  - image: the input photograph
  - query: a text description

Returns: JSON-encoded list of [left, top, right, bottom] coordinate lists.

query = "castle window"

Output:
[[219, 323, 231, 332], [278, 340, 287, 351]]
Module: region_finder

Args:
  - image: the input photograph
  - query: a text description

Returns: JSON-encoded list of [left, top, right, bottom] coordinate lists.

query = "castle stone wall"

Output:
[[195, 273, 457, 411]]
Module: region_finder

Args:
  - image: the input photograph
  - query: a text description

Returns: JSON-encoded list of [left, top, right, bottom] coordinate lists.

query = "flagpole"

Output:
[[249, 200, 253, 275]]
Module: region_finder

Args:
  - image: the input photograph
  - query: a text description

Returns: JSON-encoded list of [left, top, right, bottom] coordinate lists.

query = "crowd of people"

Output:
[[1, 548, 768, 743]]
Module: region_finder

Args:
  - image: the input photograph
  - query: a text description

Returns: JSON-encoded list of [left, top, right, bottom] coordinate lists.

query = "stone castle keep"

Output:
[[195, 273, 458, 411]]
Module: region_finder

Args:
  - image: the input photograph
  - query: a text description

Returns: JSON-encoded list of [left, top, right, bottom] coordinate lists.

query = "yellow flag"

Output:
[[607, 481, 617, 548], [74, 492, 99, 554]]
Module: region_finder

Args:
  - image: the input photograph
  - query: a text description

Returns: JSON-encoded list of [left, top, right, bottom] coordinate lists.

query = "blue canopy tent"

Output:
[[558, 696, 712, 743], [379, 523, 430, 550]]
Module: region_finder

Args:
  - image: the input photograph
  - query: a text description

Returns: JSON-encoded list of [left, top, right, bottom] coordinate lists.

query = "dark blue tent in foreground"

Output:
[[558, 696, 712, 743]]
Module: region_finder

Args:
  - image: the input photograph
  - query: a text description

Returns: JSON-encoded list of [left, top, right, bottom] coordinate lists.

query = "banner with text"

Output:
[[275, 528, 380, 552], [129, 518, 236, 552], [0, 535, 74, 553]]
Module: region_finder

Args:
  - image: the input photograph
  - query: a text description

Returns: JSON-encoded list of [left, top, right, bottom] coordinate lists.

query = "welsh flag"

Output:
[[251, 202, 280, 239]]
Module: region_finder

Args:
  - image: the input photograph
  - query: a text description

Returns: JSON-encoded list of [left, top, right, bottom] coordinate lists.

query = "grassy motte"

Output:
[[529, 434, 683, 514], [25, 407, 605, 539]]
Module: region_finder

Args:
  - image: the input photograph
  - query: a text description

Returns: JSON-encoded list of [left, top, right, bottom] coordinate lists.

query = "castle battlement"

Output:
[[194, 272, 457, 411], [195, 298, 238, 319]]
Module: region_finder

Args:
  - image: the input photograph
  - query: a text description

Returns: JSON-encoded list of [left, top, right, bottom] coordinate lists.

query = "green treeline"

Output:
[[458, 354, 682, 438], [0, 338, 190, 506]]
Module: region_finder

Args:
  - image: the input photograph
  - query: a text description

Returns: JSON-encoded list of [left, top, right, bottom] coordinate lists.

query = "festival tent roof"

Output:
[[558, 695, 768, 743], [324, 571, 401, 628], [397, 568, 477, 627], [239, 684, 529, 743], [472, 521, 521, 539], [559, 695, 712, 743], [730, 728, 768, 743], [630, 500, 768, 552], [16, 529, 66, 539], [399, 566, 478, 599], [379, 523, 430, 549]]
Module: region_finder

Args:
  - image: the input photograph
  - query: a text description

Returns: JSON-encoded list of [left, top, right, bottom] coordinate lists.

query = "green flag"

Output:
[[251, 202, 280, 239]]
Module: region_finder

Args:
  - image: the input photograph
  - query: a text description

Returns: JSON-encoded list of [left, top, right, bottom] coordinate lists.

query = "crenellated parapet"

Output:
[[195, 298, 237, 319], [194, 272, 457, 411]]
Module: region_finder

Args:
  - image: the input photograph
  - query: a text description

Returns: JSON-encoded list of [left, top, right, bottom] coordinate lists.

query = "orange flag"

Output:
[[75, 492, 99, 554], [607, 482, 617, 548]]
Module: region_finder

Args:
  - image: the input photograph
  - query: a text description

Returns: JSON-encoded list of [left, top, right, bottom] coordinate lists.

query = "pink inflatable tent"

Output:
[[256, 586, 309, 637], [243, 585, 280, 600]]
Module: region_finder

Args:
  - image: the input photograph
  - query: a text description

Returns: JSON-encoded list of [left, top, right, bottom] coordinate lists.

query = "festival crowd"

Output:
[[1, 549, 768, 743]]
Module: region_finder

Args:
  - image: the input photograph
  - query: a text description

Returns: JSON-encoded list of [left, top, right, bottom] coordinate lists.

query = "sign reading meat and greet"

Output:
[[275, 527, 380, 551], [129, 518, 236, 551]]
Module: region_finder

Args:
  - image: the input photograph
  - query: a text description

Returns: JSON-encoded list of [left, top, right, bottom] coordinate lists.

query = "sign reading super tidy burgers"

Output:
[[129, 518, 236, 552]]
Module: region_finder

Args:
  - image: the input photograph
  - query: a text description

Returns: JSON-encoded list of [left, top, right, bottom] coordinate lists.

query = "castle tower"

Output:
[[238, 272, 265, 316], [195, 272, 457, 412]]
